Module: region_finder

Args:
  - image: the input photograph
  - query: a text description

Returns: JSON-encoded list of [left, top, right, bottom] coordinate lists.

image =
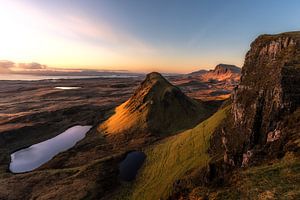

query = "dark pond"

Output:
[[119, 151, 146, 181]]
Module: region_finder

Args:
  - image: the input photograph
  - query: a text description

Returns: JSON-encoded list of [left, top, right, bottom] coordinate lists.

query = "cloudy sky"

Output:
[[0, 0, 300, 74]]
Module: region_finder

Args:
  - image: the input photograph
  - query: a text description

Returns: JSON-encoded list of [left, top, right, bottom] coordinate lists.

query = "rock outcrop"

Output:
[[213, 64, 241, 75], [99, 72, 210, 141], [222, 31, 300, 167], [168, 31, 300, 200], [190, 64, 241, 82], [174, 64, 241, 101]]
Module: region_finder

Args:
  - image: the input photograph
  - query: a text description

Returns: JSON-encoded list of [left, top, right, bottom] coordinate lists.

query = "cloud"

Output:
[[0, 60, 14, 73], [17, 62, 47, 70], [0, 2, 156, 72], [44, 13, 156, 54], [38, 2, 156, 52], [0, 60, 132, 76], [0, 60, 48, 73]]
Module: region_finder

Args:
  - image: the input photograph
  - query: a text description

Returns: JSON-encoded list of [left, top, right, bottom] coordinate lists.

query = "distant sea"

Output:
[[0, 74, 138, 81]]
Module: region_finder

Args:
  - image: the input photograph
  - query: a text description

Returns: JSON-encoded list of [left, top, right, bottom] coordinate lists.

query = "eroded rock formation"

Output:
[[168, 31, 300, 200], [228, 32, 300, 166]]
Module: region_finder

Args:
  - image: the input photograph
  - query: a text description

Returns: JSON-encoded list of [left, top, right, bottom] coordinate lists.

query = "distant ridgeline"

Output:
[[188, 63, 241, 82]]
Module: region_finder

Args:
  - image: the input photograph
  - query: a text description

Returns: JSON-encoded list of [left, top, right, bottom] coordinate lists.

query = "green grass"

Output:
[[237, 152, 300, 199], [115, 106, 230, 200], [183, 152, 300, 200]]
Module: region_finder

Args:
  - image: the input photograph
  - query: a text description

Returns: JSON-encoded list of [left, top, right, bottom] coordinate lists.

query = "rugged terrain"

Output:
[[99, 72, 213, 143], [0, 77, 141, 165], [189, 64, 241, 82], [167, 31, 300, 199], [0, 77, 142, 199], [171, 64, 241, 101], [0, 31, 298, 200], [0, 73, 221, 199], [109, 32, 300, 200]]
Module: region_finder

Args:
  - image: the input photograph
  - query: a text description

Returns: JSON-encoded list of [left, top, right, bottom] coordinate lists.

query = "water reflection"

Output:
[[10, 125, 92, 173]]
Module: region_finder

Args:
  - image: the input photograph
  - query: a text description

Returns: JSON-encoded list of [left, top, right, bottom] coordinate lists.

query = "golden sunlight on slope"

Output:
[[98, 72, 212, 139], [99, 100, 148, 135]]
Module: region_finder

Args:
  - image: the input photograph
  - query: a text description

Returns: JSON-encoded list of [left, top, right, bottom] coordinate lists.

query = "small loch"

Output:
[[9, 125, 92, 173], [119, 151, 146, 181]]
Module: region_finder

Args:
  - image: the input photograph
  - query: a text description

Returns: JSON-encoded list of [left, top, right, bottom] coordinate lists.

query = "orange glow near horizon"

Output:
[[0, 1, 244, 74]]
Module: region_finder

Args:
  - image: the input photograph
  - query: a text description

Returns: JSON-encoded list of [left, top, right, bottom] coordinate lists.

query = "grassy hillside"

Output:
[[115, 105, 230, 200], [185, 152, 300, 200], [99, 72, 212, 139], [238, 153, 300, 199]]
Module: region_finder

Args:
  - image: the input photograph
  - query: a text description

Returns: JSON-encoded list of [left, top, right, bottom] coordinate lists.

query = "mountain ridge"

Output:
[[98, 72, 212, 141], [188, 63, 241, 79]]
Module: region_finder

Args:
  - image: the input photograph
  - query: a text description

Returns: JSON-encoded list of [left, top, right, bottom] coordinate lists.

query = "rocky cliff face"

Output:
[[168, 31, 300, 200], [226, 32, 300, 166]]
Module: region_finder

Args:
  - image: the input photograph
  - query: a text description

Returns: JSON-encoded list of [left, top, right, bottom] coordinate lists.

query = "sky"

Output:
[[0, 0, 300, 74]]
